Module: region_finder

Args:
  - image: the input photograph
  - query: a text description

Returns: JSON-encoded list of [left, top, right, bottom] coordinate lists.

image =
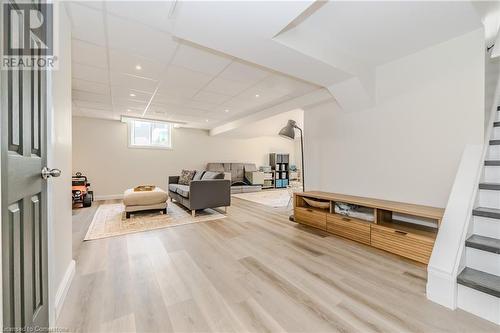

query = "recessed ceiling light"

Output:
[[126, 109, 132, 112], [255, 94, 260, 98], [224, 109, 229, 113], [135, 64, 142, 70], [173, 124, 180, 128], [205, 119, 209, 122], [129, 93, 136, 97]]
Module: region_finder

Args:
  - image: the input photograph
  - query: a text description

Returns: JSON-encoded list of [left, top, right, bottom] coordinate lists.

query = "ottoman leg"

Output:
[[191, 210, 196, 217], [126, 212, 131, 219], [163, 208, 167, 215]]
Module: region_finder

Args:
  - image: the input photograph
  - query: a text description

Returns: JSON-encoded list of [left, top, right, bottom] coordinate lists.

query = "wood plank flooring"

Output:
[[58, 198, 500, 332]]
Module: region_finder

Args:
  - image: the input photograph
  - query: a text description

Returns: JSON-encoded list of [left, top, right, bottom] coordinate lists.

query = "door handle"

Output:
[[41, 167, 61, 179]]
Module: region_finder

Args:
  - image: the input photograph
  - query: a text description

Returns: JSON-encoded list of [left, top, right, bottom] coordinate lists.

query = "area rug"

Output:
[[84, 202, 226, 241], [232, 189, 292, 208]]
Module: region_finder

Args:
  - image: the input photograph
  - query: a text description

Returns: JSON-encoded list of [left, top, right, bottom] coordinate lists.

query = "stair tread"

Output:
[[485, 160, 500, 166], [457, 267, 500, 298], [494, 121, 500, 127], [489, 140, 500, 145], [466, 235, 500, 254], [473, 207, 500, 220], [479, 182, 500, 190]]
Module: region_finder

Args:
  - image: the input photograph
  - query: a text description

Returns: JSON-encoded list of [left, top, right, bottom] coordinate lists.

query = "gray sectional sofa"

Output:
[[168, 171, 231, 217], [207, 163, 263, 193]]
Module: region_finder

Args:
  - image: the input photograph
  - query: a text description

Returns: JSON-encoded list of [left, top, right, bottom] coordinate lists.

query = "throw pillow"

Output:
[[192, 171, 204, 181], [201, 171, 224, 180], [179, 169, 196, 185]]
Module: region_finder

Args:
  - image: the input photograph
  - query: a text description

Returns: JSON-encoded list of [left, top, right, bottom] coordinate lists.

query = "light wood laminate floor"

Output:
[[58, 198, 499, 332]]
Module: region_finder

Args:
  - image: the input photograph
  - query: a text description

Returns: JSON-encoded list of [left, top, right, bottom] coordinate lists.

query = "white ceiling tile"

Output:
[[105, 1, 173, 32], [108, 50, 166, 80], [111, 86, 152, 103], [254, 74, 317, 97], [193, 90, 231, 104], [113, 99, 148, 111], [106, 15, 178, 62], [184, 100, 219, 112], [157, 65, 213, 98], [72, 40, 107, 68], [72, 63, 109, 83], [204, 77, 253, 96], [73, 79, 110, 95], [73, 90, 111, 104], [162, 65, 213, 88], [152, 93, 189, 106], [171, 43, 232, 76], [218, 60, 270, 84], [110, 72, 158, 93], [67, 3, 106, 46]]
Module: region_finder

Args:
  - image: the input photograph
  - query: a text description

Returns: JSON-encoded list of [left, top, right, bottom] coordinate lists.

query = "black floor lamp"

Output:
[[279, 120, 304, 221]]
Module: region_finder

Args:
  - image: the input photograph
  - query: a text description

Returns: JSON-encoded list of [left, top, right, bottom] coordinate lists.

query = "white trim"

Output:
[[94, 194, 124, 201], [54, 260, 75, 320]]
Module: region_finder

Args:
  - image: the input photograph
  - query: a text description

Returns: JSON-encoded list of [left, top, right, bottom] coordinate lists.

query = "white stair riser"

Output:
[[457, 284, 500, 325], [474, 216, 500, 238], [466, 247, 500, 275], [493, 127, 500, 139], [488, 145, 500, 159], [478, 189, 500, 209], [484, 166, 500, 183]]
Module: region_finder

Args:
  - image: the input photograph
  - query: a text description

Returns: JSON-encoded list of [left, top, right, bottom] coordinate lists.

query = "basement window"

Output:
[[128, 119, 172, 149]]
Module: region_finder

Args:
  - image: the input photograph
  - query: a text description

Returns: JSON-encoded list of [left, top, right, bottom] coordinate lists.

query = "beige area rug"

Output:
[[232, 189, 293, 208], [84, 202, 226, 241]]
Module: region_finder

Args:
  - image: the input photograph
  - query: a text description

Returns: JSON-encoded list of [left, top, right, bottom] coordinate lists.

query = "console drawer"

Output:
[[370, 224, 434, 264], [295, 207, 327, 230], [326, 214, 371, 245]]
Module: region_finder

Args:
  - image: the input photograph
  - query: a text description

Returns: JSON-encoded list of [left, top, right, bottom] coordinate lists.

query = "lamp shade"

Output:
[[279, 120, 297, 139]]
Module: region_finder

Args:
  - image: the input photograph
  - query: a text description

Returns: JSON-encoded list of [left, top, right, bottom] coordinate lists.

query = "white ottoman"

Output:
[[123, 187, 168, 218]]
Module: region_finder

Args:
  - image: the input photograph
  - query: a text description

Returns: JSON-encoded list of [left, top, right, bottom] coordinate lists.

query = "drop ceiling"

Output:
[[67, 1, 320, 129]]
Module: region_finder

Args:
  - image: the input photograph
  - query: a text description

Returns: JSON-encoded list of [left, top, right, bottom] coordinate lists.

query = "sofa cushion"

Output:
[[206, 163, 224, 172], [193, 170, 204, 181], [168, 184, 180, 192], [175, 185, 190, 198], [179, 169, 195, 185], [201, 171, 224, 180], [244, 163, 258, 172]]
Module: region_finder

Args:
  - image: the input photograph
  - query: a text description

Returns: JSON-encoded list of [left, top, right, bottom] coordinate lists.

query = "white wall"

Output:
[[72, 117, 297, 197], [47, 4, 74, 324], [305, 29, 485, 208]]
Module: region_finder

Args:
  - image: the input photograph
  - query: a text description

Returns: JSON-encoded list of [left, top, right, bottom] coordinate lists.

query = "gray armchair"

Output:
[[168, 171, 231, 217]]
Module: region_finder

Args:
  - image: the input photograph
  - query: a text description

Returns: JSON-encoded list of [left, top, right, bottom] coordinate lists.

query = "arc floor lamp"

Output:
[[279, 119, 305, 192], [279, 120, 304, 222]]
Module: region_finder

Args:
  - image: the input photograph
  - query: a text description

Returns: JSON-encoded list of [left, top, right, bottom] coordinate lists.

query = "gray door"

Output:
[[1, 1, 50, 329]]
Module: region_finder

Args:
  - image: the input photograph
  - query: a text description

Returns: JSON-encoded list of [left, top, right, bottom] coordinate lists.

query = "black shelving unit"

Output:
[[270, 153, 290, 188]]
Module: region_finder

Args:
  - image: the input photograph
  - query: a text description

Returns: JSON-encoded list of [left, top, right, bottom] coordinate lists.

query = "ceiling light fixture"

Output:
[[205, 119, 209, 122], [224, 109, 229, 113], [135, 64, 142, 70], [129, 93, 136, 97], [255, 94, 260, 98], [127, 109, 132, 112], [173, 124, 180, 128]]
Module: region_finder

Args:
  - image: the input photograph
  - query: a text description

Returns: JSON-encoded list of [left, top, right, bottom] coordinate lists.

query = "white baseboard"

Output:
[[94, 194, 123, 201], [54, 259, 75, 319]]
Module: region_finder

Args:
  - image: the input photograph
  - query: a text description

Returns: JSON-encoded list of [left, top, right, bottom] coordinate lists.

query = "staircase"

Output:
[[456, 106, 500, 324]]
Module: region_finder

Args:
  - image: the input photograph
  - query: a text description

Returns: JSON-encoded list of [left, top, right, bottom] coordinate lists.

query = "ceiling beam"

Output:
[[209, 88, 333, 136]]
